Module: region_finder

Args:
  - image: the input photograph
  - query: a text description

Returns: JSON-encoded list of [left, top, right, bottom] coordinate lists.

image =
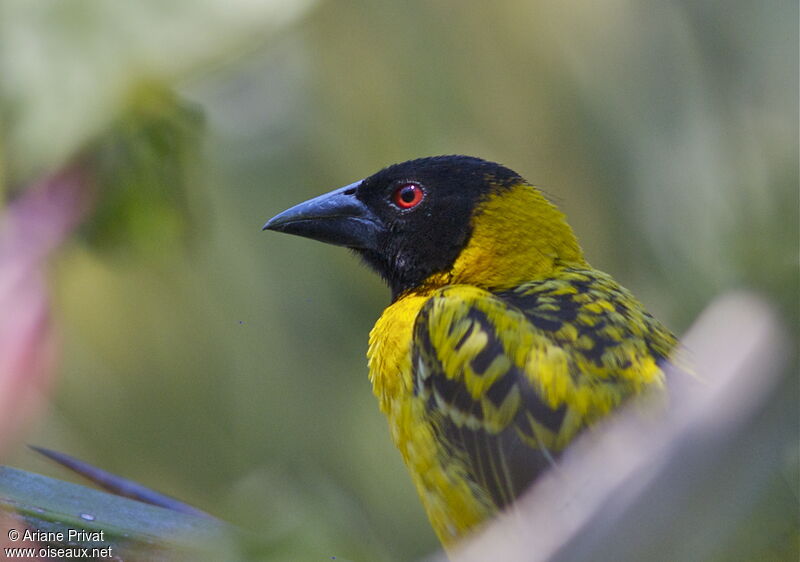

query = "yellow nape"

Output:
[[447, 182, 585, 289]]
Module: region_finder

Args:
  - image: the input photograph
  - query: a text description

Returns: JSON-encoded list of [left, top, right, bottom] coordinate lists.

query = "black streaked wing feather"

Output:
[[412, 272, 676, 511], [413, 288, 568, 510]]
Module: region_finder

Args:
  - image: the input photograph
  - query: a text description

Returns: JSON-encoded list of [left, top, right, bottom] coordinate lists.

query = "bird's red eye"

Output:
[[392, 183, 424, 209]]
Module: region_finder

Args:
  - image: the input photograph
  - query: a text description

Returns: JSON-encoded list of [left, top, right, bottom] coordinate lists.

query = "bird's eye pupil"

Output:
[[393, 183, 424, 209]]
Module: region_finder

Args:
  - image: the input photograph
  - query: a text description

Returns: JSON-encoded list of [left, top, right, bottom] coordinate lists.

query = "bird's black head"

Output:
[[264, 156, 540, 298]]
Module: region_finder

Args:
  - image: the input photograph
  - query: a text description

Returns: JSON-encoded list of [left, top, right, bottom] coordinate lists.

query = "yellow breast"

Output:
[[367, 292, 493, 544]]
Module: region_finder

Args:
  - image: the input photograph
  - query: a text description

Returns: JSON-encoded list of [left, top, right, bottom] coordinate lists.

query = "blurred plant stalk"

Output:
[[0, 166, 91, 453]]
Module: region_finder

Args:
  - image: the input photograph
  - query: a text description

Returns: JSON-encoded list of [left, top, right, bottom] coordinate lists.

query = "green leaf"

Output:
[[0, 466, 237, 561]]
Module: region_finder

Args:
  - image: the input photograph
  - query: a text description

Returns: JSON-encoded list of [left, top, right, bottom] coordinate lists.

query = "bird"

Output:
[[263, 155, 677, 546]]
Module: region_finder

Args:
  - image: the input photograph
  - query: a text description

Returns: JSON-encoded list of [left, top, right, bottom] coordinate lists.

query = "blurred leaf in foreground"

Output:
[[0, 466, 236, 561], [0, 458, 366, 561]]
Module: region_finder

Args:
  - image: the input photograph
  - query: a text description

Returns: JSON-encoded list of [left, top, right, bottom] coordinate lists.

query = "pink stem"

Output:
[[0, 165, 92, 454]]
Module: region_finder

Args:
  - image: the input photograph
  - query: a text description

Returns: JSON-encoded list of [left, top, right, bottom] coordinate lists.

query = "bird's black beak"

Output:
[[263, 182, 382, 250]]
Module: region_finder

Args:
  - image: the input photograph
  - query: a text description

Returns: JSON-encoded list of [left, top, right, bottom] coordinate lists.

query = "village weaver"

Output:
[[264, 155, 677, 545]]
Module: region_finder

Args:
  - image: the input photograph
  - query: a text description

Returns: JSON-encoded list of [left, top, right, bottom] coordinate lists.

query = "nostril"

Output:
[[344, 188, 357, 195]]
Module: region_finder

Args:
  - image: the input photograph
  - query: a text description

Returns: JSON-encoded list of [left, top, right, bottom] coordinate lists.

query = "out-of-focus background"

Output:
[[0, 1, 797, 560]]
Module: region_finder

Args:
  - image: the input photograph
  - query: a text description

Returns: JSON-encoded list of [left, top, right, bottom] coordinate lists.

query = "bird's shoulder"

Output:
[[492, 267, 677, 375], [414, 267, 675, 398]]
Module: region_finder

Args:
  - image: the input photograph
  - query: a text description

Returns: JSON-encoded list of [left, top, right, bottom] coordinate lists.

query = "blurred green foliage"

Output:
[[0, 0, 314, 183], [83, 88, 203, 256], [1, 0, 797, 560]]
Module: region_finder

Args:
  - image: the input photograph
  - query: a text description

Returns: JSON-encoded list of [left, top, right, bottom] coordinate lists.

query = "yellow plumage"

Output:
[[367, 182, 675, 544], [265, 155, 677, 546]]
